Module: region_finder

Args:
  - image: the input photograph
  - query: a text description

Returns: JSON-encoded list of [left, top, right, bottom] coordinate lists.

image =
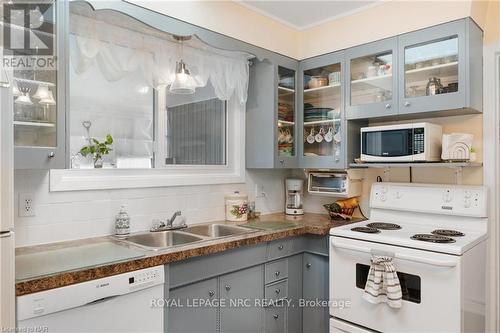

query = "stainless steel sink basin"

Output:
[[183, 224, 253, 238], [123, 231, 204, 250]]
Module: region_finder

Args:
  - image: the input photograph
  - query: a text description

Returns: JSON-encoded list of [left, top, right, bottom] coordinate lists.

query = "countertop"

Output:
[[15, 213, 362, 296]]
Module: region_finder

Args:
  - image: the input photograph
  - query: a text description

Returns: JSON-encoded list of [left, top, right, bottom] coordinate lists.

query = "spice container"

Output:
[[225, 191, 248, 222]]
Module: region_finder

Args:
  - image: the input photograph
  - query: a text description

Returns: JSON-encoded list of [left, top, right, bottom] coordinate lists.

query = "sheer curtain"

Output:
[[69, 2, 253, 105]]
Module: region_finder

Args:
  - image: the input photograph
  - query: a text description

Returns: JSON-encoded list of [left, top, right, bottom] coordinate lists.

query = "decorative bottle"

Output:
[[115, 205, 130, 238]]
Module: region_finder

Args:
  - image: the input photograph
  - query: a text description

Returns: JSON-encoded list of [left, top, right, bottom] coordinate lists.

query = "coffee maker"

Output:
[[285, 179, 304, 215]]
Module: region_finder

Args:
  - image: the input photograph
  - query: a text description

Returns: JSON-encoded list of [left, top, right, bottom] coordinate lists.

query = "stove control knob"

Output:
[[464, 190, 472, 198], [464, 199, 472, 208], [380, 194, 387, 202], [443, 189, 453, 203]]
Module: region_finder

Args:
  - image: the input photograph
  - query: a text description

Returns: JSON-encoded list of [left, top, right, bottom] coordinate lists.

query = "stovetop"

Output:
[[330, 219, 487, 255]]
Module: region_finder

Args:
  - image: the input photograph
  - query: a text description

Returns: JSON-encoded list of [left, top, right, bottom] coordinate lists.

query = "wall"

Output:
[[14, 169, 289, 247]]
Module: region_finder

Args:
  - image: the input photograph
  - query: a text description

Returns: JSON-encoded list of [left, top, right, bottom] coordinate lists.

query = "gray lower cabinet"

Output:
[[168, 278, 218, 333], [265, 305, 286, 333], [302, 253, 329, 333], [219, 265, 264, 333], [166, 237, 329, 333]]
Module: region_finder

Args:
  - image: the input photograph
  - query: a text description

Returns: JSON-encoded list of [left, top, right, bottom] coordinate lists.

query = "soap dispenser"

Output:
[[115, 205, 130, 238]]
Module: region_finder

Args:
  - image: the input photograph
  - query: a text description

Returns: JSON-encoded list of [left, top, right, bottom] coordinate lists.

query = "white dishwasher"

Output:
[[17, 266, 165, 333]]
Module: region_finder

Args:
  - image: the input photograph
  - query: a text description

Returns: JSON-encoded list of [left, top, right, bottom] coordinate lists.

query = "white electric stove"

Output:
[[329, 182, 488, 333]]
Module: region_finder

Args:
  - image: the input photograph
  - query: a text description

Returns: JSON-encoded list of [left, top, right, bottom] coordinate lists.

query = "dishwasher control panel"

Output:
[[17, 265, 165, 321]]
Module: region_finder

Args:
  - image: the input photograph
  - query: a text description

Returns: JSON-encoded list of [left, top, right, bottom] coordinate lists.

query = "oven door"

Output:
[[361, 128, 414, 162], [329, 236, 461, 333]]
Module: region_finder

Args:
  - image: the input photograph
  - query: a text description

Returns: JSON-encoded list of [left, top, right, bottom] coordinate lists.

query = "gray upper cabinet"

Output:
[[13, 0, 67, 169], [398, 18, 483, 117], [299, 51, 346, 169], [299, 51, 363, 169], [345, 37, 399, 120], [247, 58, 299, 169]]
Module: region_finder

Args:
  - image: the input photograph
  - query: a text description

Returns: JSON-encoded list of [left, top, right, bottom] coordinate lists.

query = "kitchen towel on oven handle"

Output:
[[363, 255, 402, 308]]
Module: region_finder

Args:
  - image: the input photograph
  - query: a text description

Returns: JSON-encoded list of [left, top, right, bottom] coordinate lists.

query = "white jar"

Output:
[[225, 192, 248, 222]]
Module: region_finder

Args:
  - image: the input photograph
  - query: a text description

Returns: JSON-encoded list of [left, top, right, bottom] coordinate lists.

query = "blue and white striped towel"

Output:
[[363, 255, 402, 308]]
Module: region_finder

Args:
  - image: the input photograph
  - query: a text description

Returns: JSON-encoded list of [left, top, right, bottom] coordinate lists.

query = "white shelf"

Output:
[[351, 74, 392, 91], [304, 119, 341, 126], [405, 61, 458, 75], [278, 86, 295, 93], [278, 120, 295, 126], [349, 162, 482, 169], [303, 84, 341, 102], [304, 83, 341, 93], [14, 121, 55, 128]]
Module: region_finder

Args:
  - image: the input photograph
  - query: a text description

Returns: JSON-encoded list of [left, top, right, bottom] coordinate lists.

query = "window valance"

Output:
[[69, 3, 253, 104]]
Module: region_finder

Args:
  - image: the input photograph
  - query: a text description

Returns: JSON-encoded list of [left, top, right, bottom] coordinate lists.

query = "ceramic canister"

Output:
[[225, 191, 248, 222]]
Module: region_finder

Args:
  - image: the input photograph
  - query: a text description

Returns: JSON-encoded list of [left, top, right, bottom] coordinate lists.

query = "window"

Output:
[[164, 84, 227, 166], [49, 2, 249, 191]]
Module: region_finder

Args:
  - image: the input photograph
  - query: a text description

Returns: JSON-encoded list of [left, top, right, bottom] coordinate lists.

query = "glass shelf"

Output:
[[277, 67, 296, 158], [303, 63, 342, 160]]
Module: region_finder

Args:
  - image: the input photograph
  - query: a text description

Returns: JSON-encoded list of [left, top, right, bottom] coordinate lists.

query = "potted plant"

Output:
[[79, 134, 113, 168]]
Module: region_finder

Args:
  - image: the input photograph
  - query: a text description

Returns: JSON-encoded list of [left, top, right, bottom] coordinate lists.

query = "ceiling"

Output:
[[237, 0, 381, 30]]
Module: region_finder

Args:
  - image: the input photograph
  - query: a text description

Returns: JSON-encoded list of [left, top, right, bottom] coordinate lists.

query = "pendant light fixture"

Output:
[[39, 90, 56, 106], [170, 35, 196, 95], [33, 83, 50, 99]]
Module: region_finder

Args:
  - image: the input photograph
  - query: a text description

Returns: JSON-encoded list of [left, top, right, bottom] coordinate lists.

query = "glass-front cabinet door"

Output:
[[398, 20, 466, 115], [9, 0, 66, 169], [300, 52, 344, 168], [346, 38, 398, 119], [277, 66, 296, 167]]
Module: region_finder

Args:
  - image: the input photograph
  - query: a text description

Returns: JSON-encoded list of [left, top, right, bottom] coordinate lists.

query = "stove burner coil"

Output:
[[431, 229, 465, 237], [411, 234, 456, 243], [365, 222, 402, 230], [351, 227, 380, 234]]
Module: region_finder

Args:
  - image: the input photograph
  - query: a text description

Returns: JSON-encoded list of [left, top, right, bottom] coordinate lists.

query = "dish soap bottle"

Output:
[[115, 205, 130, 238]]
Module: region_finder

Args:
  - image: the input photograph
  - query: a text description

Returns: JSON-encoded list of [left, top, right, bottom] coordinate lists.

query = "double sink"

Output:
[[121, 224, 256, 251]]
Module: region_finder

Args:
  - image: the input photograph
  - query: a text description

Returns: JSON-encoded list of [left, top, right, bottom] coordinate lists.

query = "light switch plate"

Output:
[[18, 192, 35, 217]]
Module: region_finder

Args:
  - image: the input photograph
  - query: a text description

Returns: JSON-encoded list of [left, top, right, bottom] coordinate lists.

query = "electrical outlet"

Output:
[[254, 184, 266, 198], [19, 193, 35, 217]]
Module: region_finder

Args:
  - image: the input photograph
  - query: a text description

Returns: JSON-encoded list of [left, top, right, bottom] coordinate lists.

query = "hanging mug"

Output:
[[285, 129, 294, 144], [306, 128, 316, 144], [278, 129, 284, 144], [315, 127, 325, 143], [334, 129, 342, 143], [324, 127, 334, 143]]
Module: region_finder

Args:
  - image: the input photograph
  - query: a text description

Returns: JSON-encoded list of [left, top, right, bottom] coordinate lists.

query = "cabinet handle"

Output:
[[275, 271, 280, 277], [404, 101, 411, 107], [48, 152, 55, 158], [273, 314, 279, 320], [279, 160, 284, 165], [225, 285, 231, 291], [278, 244, 284, 250], [208, 290, 215, 297], [385, 104, 391, 109], [275, 288, 281, 294], [306, 263, 312, 269]]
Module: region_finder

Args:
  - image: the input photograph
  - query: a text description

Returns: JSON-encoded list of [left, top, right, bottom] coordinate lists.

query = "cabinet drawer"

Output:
[[265, 259, 288, 284], [267, 239, 293, 260], [265, 279, 288, 302], [265, 305, 286, 333]]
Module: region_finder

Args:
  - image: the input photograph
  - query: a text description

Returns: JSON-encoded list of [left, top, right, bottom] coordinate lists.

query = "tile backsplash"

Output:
[[14, 169, 289, 247]]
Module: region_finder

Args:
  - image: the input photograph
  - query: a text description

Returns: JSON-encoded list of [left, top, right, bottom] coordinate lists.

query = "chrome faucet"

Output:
[[150, 211, 186, 232]]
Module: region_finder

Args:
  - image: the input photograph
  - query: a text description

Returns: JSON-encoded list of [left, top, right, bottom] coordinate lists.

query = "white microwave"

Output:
[[361, 122, 442, 162]]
